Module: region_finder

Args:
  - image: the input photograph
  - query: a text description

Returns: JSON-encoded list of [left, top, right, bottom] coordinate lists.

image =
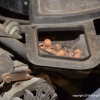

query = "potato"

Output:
[[54, 44, 62, 51]]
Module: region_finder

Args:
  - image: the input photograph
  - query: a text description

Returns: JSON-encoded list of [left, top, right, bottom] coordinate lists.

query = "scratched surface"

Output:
[[38, 0, 100, 14]]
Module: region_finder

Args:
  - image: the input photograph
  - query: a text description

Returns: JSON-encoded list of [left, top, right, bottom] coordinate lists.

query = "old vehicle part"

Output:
[[32, 66, 91, 79], [0, 0, 29, 15], [13, 60, 29, 71], [0, 37, 27, 59], [0, 15, 29, 25], [37, 73, 56, 90], [25, 0, 100, 70], [25, 20, 100, 70], [0, 69, 33, 85], [0, 28, 22, 39], [12, 89, 57, 100], [37, 73, 83, 96], [0, 53, 14, 81], [0, 20, 22, 39], [0, 48, 14, 58], [3, 20, 22, 38], [30, 0, 100, 24], [0, 78, 56, 100], [52, 77, 84, 100], [40, 73, 84, 100]]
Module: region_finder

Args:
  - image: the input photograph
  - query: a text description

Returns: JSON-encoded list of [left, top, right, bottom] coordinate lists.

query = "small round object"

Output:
[[54, 44, 62, 51], [74, 49, 82, 58], [74, 54, 82, 58], [24, 1, 28, 5], [57, 50, 66, 56], [75, 49, 82, 55], [4, 76, 12, 83], [44, 39, 52, 47]]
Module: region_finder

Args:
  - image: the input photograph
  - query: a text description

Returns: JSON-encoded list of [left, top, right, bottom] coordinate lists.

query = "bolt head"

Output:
[[24, 2, 28, 5]]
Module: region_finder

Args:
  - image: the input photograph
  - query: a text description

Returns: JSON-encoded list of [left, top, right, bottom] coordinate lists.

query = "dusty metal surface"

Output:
[[37, 73, 56, 89], [0, 28, 22, 39], [37, 68, 92, 79], [52, 77, 84, 100], [0, 21, 26, 59], [0, 0, 29, 15], [13, 60, 29, 70], [0, 78, 56, 100], [25, 20, 100, 70], [39, 0, 100, 14], [2, 20, 22, 38], [0, 1, 100, 99], [30, 0, 100, 24], [12, 89, 57, 100], [1, 69, 33, 84], [0, 53, 14, 80], [0, 37, 27, 59]]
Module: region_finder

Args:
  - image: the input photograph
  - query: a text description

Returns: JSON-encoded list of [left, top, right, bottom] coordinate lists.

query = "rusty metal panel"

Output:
[[25, 20, 100, 70]]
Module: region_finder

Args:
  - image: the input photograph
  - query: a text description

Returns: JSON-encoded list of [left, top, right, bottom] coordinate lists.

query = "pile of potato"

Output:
[[39, 39, 84, 58]]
